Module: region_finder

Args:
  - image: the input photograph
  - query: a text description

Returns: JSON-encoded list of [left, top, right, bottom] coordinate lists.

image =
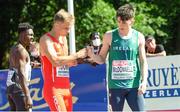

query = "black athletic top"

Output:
[[146, 44, 165, 54]]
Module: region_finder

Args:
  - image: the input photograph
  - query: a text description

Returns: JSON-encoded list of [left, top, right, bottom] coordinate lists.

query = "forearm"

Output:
[[52, 54, 78, 66], [158, 51, 166, 56], [140, 60, 148, 83], [91, 54, 105, 64], [146, 51, 166, 57], [52, 48, 87, 66], [19, 75, 31, 97]]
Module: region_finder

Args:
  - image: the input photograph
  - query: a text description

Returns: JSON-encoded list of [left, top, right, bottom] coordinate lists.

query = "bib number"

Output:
[[112, 60, 134, 80], [56, 65, 69, 77], [6, 70, 16, 86]]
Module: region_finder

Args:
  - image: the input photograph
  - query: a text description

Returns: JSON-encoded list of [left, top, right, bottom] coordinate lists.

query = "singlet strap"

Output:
[[46, 33, 59, 43], [46, 33, 64, 46]]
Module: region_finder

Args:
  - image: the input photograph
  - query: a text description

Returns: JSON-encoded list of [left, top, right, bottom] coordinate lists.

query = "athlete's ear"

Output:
[[130, 18, 135, 25], [117, 17, 121, 23]]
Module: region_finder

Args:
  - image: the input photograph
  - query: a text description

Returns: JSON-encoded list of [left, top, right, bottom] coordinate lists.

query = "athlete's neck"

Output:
[[49, 30, 58, 38], [18, 40, 28, 50], [118, 28, 132, 37], [49, 30, 65, 41]]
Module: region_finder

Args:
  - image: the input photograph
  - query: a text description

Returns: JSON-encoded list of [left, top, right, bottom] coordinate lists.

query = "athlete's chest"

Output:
[[53, 43, 68, 56], [111, 38, 136, 52]]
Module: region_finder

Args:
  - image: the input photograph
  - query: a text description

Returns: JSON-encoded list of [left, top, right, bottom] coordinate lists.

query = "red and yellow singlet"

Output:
[[41, 33, 72, 111]]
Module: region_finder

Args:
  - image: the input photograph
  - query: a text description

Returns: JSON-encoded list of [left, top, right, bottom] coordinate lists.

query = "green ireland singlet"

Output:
[[108, 28, 141, 89]]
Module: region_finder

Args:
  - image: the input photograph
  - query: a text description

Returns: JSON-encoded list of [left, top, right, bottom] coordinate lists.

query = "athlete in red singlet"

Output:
[[39, 9, 87, 111]]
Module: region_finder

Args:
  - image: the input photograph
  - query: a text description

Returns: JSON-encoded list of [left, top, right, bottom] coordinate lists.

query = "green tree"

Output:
[[133, 0, 179, 55], [0, 0, 179, 69], [0, 0, 26, 69], [0, 0, 67, 69], [105, 0, 180, 55], [75, 0, 116, 49]]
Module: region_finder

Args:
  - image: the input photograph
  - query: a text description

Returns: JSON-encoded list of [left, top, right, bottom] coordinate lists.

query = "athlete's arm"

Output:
[[138, 33, 148, 94], [146, 51, 166, 57], [88, 32, 111, 64], [146, 44, 166, 57], [146, 45, 166, 57], [40, 35, 87, 66], [16, 47, 32, 109]]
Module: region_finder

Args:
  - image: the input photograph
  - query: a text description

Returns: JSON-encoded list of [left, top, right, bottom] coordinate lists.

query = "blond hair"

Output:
[[54, 9, 75, 24]]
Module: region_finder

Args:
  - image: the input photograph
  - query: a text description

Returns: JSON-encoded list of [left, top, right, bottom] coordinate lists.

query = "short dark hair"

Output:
[[89, 32, 100, 40], [116, 4, 135, 21], [145, 35, 155, 41], [18, 22, 33, 33]]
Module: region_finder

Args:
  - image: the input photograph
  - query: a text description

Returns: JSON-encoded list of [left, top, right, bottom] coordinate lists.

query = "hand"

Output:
[[77, 58, 85, 64], [86, 57, 96, 64], [138, 81, 147, 95], [87, 58, 97, 66], [76, 48, 87, 59], [67, 60, 77, 67], [25, 96, 33, 110], [31, 61, 41, 68]]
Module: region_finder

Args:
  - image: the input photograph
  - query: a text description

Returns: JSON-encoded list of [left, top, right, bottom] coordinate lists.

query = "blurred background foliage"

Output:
[[0, 0, 179, 69]]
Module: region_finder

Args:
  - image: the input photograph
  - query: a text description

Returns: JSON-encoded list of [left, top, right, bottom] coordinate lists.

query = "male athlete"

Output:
[[6, 22, 34, 111], [88, 4, 148, 111], [39, 9, 87, 111]]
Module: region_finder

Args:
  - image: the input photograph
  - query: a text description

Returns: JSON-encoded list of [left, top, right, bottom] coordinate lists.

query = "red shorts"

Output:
[[43, 87, 72, 111]]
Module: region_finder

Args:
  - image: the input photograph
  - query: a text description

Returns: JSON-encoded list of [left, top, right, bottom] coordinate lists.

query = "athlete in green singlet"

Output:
[[88, 4, 148, 111]]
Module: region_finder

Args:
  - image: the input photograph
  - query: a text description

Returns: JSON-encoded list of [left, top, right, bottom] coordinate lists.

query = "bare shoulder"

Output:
[[103, 30, 113, 45], [138, 31, 145, 46], [138, 32, 144, 39], [9, 44, 29, 68], [11, 44, 29, 61], [39, 33, 53, 55], [104, 30, 112, 38], [39, 34, 49, 44], [39, 34, 52, 49], [17, 45, 29, 58]]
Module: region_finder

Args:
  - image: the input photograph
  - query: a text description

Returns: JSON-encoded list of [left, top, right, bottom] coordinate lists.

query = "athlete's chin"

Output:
[[61, 32, 69, 37], [62, 34, 68, 37], [119, 27, 126, 31]]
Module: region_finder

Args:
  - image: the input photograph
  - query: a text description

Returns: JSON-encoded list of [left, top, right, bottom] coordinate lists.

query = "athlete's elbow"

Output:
[[51, 60, 63, 67], [96, 58, 106, 64], [50, 58, 61, 67], [162, 51, 166, 56], [49, 56, 61, 66]]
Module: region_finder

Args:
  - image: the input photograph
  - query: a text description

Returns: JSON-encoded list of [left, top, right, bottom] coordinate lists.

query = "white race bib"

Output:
[[56, 65, 69, 77], [6, 70, 15, 86], [112, 60, 134, 80]]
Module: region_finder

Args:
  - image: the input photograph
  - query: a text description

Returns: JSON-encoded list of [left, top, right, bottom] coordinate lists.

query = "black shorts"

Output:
[[6, 84, 28, 111]]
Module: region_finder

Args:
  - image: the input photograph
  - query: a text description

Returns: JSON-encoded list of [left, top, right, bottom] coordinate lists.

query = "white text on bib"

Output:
[[112, 60, 134, 80]]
